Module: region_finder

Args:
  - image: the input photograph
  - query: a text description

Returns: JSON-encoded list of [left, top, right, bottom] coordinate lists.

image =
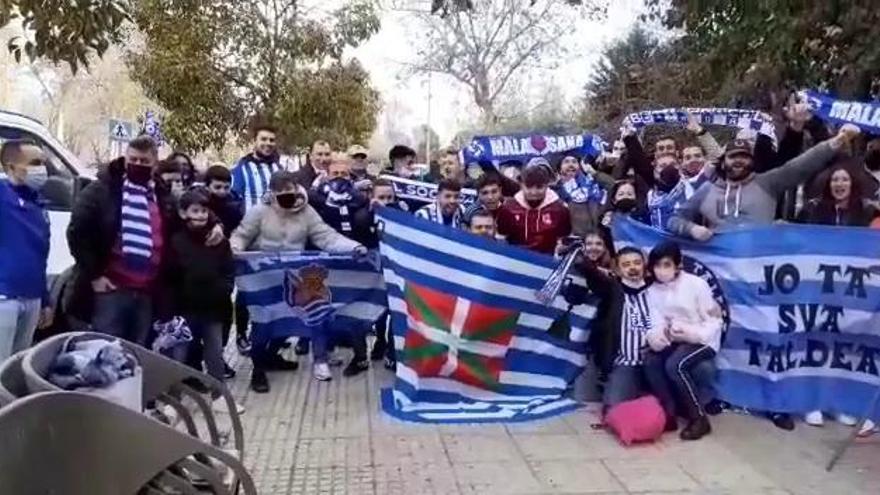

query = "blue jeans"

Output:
[[644, 343, 717, 421], [603, 360, 716, 409], [311, 322, 367, 365], [0, 298, 41, 362], [92, 290, 153, 346]]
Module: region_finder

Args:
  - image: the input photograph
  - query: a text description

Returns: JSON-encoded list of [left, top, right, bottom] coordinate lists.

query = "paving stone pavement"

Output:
[[224, 348, 880, 495]]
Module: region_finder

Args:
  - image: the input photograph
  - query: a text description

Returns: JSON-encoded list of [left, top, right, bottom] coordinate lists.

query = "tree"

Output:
[[127, 0, 381, 152], [647, 1, 880, 104], [579, 27, 695, 137], [408, 0, 606, 127], [413, 124, 441, 162], [1, 0, 128, 72]]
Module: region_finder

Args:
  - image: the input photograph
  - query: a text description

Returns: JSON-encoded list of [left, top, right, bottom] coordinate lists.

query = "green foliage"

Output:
[[646, 0, 880, 102], [127, 0, 380, 152], [1, 0, 128, 72]]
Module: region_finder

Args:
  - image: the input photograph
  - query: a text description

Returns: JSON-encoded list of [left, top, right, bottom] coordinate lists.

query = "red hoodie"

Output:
[[496, 189, 571, 254]]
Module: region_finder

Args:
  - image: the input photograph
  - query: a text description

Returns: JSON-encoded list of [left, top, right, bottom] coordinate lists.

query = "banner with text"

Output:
[[613, 217, 880, 420], [381, 174, 478, 209], [460, 133, 605, 167], [801, 90, 880, 136]]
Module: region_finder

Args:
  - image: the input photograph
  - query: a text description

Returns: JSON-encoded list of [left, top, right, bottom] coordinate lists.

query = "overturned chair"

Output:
[[0, 391, 256, 494]]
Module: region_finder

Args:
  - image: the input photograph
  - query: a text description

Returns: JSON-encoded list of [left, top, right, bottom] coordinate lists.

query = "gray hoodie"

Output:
[[669, 141, 837, 236]]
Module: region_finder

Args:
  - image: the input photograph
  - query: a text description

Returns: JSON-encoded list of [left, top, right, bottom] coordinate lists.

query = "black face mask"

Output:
[[126, 164, 153, 185], [275, 192, 303, 210], [866, 150, 880, 171], [615, 198, 637, 213], [657, 166, 681, 193]]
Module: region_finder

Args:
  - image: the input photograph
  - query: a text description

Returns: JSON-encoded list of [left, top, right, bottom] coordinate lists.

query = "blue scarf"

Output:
[[557, 172, 605, 205], [461, 133, 606, 166], [621, 108, 778, 148], [801, 90, 880, 135]]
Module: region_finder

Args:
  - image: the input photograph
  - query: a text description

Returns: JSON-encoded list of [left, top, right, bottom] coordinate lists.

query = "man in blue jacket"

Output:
[[0, 139, 52, 361]]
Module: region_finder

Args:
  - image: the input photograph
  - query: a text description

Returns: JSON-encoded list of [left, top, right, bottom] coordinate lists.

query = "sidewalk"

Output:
[[225, 349, 880, 495]]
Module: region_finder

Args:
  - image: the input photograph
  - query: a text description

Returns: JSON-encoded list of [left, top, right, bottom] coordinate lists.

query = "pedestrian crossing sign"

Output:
[[108, 119, 134, 142]]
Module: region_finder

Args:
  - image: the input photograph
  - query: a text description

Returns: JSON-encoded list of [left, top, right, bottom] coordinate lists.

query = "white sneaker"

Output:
[[314, 363, 332, 381], [805, 411, 824, 426], [212, 397, 246, 415], [836, 413, 857, 426], [858, 419, 877, 437]]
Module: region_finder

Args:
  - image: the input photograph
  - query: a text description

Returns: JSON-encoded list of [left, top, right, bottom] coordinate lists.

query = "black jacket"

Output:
[[208, 191, 245, 237], [166, 229, 235, 321], [308, 188, 374, 247], [568, 259, 651, 375]]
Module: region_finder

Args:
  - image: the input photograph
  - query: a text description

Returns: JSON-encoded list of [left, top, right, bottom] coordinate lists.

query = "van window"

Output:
[[0, 126, 75, 211]]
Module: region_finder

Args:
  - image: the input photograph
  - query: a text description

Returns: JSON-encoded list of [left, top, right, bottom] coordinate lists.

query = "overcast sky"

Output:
[[353, 0, 645, 144]]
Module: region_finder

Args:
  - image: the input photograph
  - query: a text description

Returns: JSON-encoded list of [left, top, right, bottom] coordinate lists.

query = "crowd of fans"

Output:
[[0, 99, 876, 439]]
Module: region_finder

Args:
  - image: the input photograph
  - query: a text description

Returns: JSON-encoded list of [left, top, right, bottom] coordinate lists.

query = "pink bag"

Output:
[[603, 395, 666, 446]]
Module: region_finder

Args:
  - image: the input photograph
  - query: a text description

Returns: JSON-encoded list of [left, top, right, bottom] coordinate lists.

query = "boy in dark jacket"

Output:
[[166, 190, 244, 414], [204, 165, 245, 377]]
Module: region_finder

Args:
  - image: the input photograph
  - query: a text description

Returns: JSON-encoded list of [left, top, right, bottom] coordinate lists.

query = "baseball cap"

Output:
[[724, 139, 754, 158], [347, 144, 368, 158]]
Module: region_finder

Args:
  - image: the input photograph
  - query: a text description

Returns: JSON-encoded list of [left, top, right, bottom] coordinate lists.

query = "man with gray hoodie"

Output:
[[669, 124, 861, 241], [667, 123, 859, 431]]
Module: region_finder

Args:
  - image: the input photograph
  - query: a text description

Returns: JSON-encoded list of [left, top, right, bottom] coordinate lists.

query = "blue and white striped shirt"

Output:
[[231, 154, 284, 212]]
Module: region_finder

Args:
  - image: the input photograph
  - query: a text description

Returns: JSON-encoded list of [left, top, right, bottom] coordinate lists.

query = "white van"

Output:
[[0, 110, 96, 327]]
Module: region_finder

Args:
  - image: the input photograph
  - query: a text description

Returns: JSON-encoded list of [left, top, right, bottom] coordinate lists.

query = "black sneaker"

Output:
[[250, 369, 270, 393], [770, 413, 795, 431], [680, 416, 711, 441], [294, 339, 310, 356], [223, 362, 236, 380], [265, 354, 299, 371], [236, 336, 251, 356], [370, 341, 386, 362], [664, 416, 679, 432], [343, 360, 369, 377]]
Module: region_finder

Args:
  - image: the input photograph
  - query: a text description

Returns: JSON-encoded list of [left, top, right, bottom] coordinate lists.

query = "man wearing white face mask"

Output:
[[0, 139, 52, 361], [644, 241, 723, 441]]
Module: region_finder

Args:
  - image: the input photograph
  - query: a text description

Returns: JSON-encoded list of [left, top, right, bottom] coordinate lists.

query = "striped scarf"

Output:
[[120, 179, 156, 269], [416, 203, 463, 228]]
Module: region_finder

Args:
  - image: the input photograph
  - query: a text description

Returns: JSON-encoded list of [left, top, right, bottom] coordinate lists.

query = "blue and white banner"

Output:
[[381, 174, 478, 208], [613, 217, 880, 420], [460, 133, 605, 167], [235, 252, 387, 342], [377, 206, 594, 423], [801, 90, 880, 135], [621, 108, 778, 147]]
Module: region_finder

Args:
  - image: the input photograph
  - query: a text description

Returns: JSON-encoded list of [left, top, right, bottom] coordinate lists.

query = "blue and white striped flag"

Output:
[[235, 251, 387, 341], [614, 216, 880, 421], [377, 207, 595, 423]]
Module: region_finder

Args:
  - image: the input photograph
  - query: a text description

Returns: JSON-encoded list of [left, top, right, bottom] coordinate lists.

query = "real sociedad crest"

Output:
[[682, 254, 731, 340], [283, 265, 332, 308], [467, 141, 486, 159]]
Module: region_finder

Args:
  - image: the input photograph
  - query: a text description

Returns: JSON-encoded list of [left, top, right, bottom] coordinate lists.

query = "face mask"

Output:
[[615, 198, 637, 213], [866, 150, 880, 171], [276, 192, 305, 210], [657, 166, 680, 193], [25, 169, 48, 191], [126, 164, 153, 185], [654, 266, 676, 283]]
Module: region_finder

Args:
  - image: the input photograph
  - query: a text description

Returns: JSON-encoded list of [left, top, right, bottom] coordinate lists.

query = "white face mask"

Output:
[[654, 266, 676, 284], [25, 168, 48, 191]]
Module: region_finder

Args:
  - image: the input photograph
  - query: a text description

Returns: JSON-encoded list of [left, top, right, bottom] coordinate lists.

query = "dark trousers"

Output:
[[373, 311, 395, 360], [170, 318, 225, 384], [644, 343, 716, 421], [226, 293, 249, 344], [92, 290, 153, 346]]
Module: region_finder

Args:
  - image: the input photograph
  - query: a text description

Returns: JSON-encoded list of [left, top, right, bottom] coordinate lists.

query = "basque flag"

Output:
[[377, 207, 596, 423]]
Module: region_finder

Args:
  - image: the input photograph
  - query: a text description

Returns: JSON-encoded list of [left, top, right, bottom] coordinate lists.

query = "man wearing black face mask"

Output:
[[68, 136, 214, 346]]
